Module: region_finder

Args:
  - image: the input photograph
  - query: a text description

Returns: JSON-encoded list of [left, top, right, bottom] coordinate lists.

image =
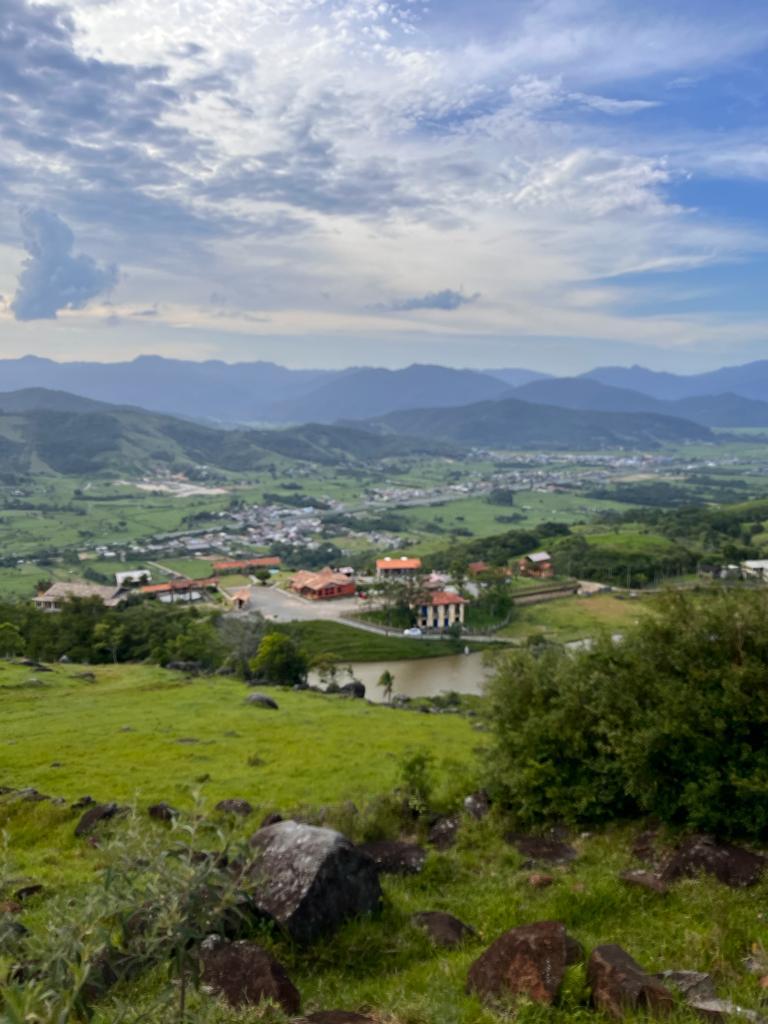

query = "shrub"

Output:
[[485, 590, 768, 838]]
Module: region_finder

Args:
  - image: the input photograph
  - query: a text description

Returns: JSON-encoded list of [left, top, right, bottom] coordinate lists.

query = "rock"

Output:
[[0, 899, 22, 914], [74, 802, 120, 837], [165, 660, 203, 674], [358, 840, 426, 875], [504, 832, 577, 866], [246, 820, 382, 944], [303, 1013, 373, 1023], [58, 654, 71, 664], [659, 836, 766, 888], [18, 788, 48, 802], [656, 970, 717, 1002], [245, 693, 279, 710], [620, 869, 669, 895], [412, 910, 476, 948], [428, 814, 460, 851], [632, 829, 660, 864], [71, 795, 96, 809], [467, 920, 574, 1005], [215, 798, 253, 816], [339, 681, 365, 699], [74, 672, 96, 682], [260, 811, 283, 829], [0, 916, 28, 951], [588, 944, 675, 1019], [528, 873, 555, 889], [176, 736, 199, 744], [690, 1000, 766, 1024], [200, 936, 300, 1012], [81, 947, 143, 1004], [148, 802, 178, 822], [464, 789, 491, 820], [14, 883, 43, 901]]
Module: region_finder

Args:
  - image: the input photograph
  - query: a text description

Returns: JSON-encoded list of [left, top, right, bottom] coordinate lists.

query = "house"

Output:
[[212, 557, 282, 575], [115, 570, 152, 587], [468, 561, 490, 576], [140, 578, 218, 604], [413, 591, 467, 631], [231, 588, 252, 610], [519, 551, 554, 579], [376, 556, 423, 579], [741, 559, 768, 581], [291, 568, 356, 601], [34, 581, 126, 612]]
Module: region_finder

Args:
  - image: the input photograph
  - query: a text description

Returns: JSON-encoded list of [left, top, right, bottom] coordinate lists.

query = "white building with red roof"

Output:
[[413, 590, 467, 631]]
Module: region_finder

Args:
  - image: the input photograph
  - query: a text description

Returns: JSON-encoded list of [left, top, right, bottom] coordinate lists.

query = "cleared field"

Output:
[[498, 592, 650, 642]]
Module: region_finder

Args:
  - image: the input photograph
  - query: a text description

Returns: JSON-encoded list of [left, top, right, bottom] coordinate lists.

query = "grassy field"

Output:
[[498, 593, 650, 642], [283, 620, 480, 660], [0, 662, 476, 881], [2, 660, 767, 1024]]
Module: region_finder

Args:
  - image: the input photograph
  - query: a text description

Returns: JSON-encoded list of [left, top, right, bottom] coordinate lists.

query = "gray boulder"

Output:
[[246, 820, 382, 944], [245, 693, 279, 710], [659, 835, 766, 888], [358, 840, 426, 875], [412, 910, 476, 948], [588, 944, 675, 1019]]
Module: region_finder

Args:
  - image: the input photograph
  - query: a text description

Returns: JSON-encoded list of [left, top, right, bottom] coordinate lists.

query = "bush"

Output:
[[485, 590, 768, 838]]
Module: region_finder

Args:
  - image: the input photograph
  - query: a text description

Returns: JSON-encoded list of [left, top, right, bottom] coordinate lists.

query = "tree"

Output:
[[0, 622, 23, 657], [249, 632, 308, 686], [254, 568, 271, 586], [312, 652, 341, 689], [377, 669, 395, 703], [486, 590, 768, 837], [93, 621, 126, 664]]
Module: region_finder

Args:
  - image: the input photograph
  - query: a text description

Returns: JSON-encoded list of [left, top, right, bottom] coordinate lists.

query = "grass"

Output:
[[498, 593, 651, 642], [280, 620, 478, 661], [152, 558, 219, 579], [0, 661, 476, 884]]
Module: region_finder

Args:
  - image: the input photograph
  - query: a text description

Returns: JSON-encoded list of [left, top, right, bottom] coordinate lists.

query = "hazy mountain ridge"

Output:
[[368, 395, 713, 449], [512, 377, 768, 427], [583, 361, 768, 402]]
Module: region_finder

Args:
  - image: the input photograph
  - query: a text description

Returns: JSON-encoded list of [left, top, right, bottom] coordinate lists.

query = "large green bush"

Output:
[[485, 590, 768, 837]]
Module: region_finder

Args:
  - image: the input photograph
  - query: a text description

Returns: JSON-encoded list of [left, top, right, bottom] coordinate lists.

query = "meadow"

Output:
[[2, 658, 767, 1024], [499, 593, 650, 643]]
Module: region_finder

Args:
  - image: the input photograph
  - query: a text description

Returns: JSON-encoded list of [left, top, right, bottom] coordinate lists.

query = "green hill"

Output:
[[0, 389, 458, 477], [370, 395, 713, 449]]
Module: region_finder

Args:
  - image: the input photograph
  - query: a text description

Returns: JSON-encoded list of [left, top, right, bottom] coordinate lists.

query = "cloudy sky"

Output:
[[1, 0, 767, 372]]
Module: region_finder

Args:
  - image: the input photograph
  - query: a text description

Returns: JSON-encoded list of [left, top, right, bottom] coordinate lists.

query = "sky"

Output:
[[1, 0, 767, 373]]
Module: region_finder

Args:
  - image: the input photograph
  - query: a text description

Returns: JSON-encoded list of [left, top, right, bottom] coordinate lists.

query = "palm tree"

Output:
[[377, 669, 395, 703]]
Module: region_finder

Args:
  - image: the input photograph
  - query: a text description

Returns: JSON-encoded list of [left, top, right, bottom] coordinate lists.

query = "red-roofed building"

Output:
[[413, 591, 467, 631], [519, 551, 554, 579], [376, 556, 422, 578], [468, 561, 490, 576], [291, 568, 356, 600], [140, 578, 218, 603]]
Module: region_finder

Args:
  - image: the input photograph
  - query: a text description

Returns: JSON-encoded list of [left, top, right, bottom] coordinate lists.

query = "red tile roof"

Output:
[[424, 590, 468, 606], [213, 557, 281, 571], [376, 557, 422, 571], [141, 577, 218, 594]]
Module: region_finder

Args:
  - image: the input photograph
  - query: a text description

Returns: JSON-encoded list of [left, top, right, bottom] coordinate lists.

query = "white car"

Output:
[[402, 627, 423, 637]]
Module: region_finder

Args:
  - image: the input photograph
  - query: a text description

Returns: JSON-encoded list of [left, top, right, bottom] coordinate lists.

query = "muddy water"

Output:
[[308, 651, 491, 703]]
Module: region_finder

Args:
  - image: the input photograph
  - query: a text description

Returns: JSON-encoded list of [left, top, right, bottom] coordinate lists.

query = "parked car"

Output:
[[403, 627, 423, 637]]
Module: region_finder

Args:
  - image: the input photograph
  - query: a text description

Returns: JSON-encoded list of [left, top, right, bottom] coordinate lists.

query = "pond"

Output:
[[308, 651, 492, 703]]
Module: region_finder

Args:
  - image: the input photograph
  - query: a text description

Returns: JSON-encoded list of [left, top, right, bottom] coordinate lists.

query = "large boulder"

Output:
[[588, 944, 675, 1019], [412, 911, 476, 948], [246, 820, 382, 944], [199, 936, 300, 1013], [659, 836, 766, 888], [245, 693, 279, 710], [619, 869, 669, 895], [74, 802, 120, 837], [467, 920, 576, 1005], [339, 681, 365, 699], [358, 840, 426, 875]]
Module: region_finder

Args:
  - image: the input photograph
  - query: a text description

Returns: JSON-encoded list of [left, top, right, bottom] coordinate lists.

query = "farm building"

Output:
[[115, 570, 152, 587], [34, 581, 126, 612], [519, 551, 554, 579], [413, 591, 467, 631], [291, 568, 356, 600], [376, 556, 422, 578], [140, 578, 218, 604]]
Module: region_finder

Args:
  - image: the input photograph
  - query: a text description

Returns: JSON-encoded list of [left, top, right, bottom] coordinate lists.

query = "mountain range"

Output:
[[0, 385, 714, 478], [0, 355, 767, 427]]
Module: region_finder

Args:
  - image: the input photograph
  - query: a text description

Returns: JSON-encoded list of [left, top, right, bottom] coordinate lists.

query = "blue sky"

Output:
[[0, 0, 767, 372]]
